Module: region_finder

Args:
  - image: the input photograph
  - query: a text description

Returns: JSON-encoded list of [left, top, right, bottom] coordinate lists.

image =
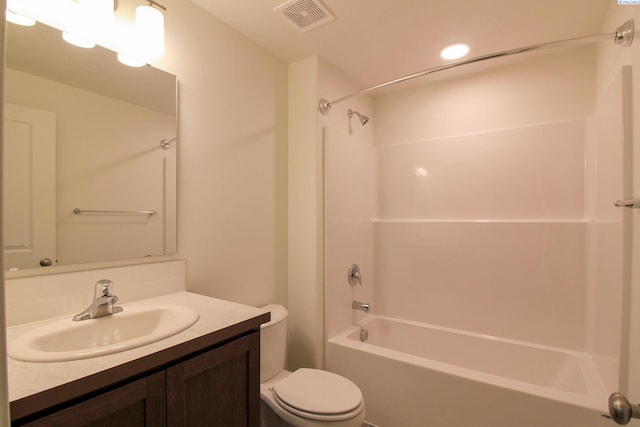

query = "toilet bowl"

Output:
[[259, 304, 365, 427]]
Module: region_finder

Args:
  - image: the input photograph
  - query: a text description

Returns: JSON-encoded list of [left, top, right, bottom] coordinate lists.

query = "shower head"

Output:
[[348, 109, 369, 125]]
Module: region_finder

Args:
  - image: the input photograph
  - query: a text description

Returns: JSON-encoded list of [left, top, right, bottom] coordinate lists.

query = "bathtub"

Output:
[[327, 316, 614, 427]]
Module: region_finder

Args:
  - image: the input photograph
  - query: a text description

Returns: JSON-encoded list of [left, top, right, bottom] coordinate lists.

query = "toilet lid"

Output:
[[272, 369, 363, 419]]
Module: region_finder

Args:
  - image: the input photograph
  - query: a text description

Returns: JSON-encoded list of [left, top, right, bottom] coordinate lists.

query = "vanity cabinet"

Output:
[[19, 372, 166, 426], [11, 331, 261, 427], [166, 332, 260, 426]]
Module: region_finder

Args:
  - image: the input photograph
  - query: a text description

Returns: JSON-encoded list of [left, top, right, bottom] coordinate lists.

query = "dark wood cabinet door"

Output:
[[18, 371, 166, 427], [166, 332, 260, 427]]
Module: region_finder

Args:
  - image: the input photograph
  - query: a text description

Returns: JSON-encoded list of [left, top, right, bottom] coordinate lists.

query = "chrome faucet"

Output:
[[73, 279, 123, 321], [352, 300, 370, 313]]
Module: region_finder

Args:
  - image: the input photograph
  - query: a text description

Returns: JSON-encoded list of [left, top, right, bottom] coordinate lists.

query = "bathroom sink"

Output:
[[8, 305, 200, 363]]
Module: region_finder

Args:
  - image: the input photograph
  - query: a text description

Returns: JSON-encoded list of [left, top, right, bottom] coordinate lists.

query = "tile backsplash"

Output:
[[4, 260, 186, 326]]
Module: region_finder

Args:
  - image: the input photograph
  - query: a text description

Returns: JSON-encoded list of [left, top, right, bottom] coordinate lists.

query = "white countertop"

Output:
[[6, 291, 268, 402]]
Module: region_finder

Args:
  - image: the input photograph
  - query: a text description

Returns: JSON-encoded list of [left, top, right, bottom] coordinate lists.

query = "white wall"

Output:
[[287, 56, 324, 370], [143, 0, 289, 307]]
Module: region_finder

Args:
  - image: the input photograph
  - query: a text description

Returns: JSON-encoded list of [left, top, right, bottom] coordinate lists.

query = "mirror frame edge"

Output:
[[1, 0, 12, 424]]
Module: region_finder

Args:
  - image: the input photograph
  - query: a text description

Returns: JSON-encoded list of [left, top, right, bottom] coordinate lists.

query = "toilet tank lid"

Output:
[[260, 304, 288, 328]]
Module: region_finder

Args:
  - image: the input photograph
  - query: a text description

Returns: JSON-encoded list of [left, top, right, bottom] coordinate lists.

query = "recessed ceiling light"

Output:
[[440, 43, 470, 60]]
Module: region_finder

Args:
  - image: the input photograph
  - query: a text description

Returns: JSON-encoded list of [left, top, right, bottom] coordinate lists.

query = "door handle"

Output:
[[607, 392, 640, 424], [615, 198, 640, 209]]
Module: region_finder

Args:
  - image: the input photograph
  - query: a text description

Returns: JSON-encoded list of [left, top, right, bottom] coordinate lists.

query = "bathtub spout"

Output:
[[352, 301, 370, 313]]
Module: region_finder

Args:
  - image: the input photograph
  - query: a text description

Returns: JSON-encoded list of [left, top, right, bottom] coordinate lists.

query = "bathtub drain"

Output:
[[360, 328, 369, 342]]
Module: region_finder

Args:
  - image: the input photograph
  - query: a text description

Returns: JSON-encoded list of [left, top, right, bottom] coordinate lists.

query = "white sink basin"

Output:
[[8, 305, 200, 363]]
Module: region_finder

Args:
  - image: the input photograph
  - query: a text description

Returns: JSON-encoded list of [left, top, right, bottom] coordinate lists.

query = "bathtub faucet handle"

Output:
[[348, 264, 362, 286], [607, 392, 640, 425]]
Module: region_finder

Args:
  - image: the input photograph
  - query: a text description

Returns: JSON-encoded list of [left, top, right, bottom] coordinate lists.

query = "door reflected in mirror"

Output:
[[4, 21, 177, 271]]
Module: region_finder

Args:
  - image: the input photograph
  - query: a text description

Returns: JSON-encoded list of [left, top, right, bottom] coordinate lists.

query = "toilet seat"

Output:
[[271, 368, 364, 422]]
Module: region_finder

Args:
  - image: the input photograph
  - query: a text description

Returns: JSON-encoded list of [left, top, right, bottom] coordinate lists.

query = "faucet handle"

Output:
[[95, 279, 114, 298], [348, 264, 362, 286]]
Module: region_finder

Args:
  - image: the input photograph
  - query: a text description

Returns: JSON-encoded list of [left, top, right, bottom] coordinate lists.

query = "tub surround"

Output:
[[372, 119, 591, 351], [7, 291, 270, 422], [322, 40, 628, 425], [324, 117, 620, 425]]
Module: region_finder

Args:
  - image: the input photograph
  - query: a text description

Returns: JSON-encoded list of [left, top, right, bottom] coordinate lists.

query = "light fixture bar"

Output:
[[147, 0, 167, 11], [6, 0, 167, 66], [6, 9, 36, 26]]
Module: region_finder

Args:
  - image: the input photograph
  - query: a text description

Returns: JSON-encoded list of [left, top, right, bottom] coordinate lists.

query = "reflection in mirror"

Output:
[[4, 21, 177, 271]]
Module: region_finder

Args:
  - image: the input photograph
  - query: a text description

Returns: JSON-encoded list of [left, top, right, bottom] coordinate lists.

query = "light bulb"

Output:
[[117, 53, 146, 67], [62, 31, 96, 48], [85, 0, 114, 36], [136, 4, 164, 58], [6, 10, 36, 26], [6, 0, 77, 32], [92, 0, 114, 20]]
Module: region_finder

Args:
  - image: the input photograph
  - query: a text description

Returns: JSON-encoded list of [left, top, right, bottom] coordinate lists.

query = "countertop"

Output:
[[6, 291, 270, 420]]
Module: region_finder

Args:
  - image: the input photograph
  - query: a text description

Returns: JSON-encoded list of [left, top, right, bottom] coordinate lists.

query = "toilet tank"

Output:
[[260, 304, 288, 383]]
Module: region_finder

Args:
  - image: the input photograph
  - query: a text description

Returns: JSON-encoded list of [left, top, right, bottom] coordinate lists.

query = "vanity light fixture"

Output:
[[136, 1, 166, 57], [6, 10, 36, 26], [440, 43, 470, 60], [115, 1, 166, 66], [8, 0, 113, 49], [6, 0, 73, 31], [117, 53, 147, 67], [5, 0, 168, 67], [61, 0, 113, 49], [62, 31, 96, 48]]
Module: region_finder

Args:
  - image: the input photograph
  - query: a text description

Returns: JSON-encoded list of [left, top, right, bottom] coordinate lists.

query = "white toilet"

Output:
[[259, 304, 365, 427]]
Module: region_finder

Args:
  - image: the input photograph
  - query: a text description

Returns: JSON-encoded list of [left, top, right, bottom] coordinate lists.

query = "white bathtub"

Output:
[[327, 316, 614, 427]]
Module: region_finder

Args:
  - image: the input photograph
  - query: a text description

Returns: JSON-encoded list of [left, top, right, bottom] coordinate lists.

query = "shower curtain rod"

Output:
[[318, 19, 635, 114]]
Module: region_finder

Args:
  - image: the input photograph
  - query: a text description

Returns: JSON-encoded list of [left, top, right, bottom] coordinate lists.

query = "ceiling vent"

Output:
[[274, 0, 335, 33]]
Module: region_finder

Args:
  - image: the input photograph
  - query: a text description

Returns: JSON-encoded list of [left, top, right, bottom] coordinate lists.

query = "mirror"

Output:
[[4, 21, 177, 271]]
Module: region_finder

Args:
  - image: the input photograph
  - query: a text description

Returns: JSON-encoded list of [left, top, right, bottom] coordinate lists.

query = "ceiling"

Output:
[[190, 0, 611, 90]]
